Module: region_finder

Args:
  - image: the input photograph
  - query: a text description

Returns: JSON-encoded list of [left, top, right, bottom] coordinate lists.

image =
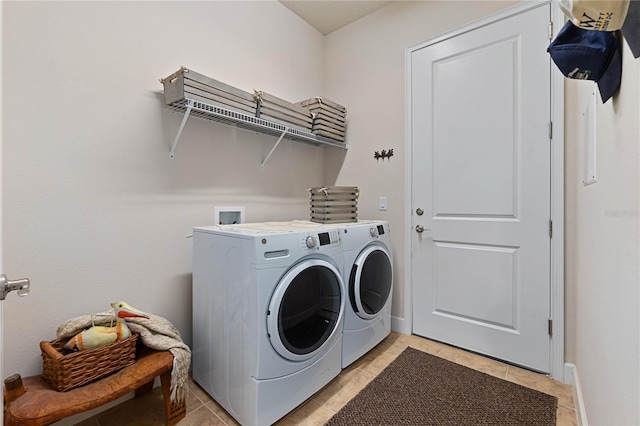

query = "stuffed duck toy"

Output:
[[64, 301, 149, 351]]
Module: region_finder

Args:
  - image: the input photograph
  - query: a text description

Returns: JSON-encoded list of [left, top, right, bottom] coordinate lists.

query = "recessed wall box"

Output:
[[215, 207, 245, 225]]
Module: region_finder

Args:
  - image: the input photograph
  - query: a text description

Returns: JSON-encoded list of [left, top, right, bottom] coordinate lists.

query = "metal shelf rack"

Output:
[[167, 98, 349, 168]]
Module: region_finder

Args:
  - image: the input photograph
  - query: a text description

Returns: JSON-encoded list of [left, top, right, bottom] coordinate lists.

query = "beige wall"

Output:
[[2, 0, 328, 377], [564, 41, 640, 424]]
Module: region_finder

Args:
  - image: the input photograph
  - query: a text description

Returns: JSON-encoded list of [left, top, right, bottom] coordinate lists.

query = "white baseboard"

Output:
[[563, 362, 575, 385], [564, 362, 588, 426], [391, 315, 409, 334]]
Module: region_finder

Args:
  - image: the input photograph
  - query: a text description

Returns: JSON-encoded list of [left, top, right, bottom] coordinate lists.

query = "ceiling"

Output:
[[278, 1, 394, 35]]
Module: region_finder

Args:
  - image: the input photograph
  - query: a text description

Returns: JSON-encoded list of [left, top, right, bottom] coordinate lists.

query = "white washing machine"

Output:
[[340, 220, 393, 368], [192, 221, 345, 426]]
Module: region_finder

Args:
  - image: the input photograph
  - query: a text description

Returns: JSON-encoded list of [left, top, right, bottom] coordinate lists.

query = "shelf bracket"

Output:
[[169, 100, 194, 159], [260, 127, 289, 169]]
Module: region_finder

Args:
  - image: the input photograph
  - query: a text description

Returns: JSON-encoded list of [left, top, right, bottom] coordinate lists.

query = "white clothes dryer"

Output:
[[192, 221, 345, 426], [340, 220, 393, 368]]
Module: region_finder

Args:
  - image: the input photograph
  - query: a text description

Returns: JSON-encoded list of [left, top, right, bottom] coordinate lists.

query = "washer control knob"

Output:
[[370, 227, 378, 237], [305, 235, 317, 248]]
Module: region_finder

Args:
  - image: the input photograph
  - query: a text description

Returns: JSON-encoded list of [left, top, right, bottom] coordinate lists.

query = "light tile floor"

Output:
[[76, 332, 578, 426]]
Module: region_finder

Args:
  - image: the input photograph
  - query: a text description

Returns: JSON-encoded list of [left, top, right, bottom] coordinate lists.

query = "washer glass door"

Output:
[[268, 259, 344, 362], [350, 246, 392, 320]]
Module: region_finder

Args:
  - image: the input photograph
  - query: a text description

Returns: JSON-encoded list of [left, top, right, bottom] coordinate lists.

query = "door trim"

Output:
[[403, 1, 565, 381]]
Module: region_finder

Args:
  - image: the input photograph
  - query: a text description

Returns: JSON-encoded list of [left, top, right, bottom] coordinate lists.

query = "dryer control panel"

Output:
[[369, 224, 388, 238]]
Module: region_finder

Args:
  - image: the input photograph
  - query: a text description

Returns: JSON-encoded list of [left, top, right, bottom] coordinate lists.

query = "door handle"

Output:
[[415, 224, 430, 233], [0, 274, 30, 301]]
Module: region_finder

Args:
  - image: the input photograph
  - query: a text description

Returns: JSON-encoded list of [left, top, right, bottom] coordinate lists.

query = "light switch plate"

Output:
[[379, 197, 388, 211]]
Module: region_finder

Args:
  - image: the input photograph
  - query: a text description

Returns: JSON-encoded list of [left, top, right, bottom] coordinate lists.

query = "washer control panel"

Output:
[[301, 230, 341, 250], [305, 235, 317, 248]]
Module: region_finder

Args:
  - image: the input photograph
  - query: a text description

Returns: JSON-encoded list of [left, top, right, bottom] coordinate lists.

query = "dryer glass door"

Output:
[[268, 259, 344, 362], [350, 246, 392, 320]]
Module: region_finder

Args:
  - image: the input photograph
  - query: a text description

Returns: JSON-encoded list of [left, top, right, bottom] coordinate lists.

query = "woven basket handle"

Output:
[[40, 341, 64, 361]]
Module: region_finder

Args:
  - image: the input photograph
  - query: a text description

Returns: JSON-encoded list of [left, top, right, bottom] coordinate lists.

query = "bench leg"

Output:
[[160, 371, 186, 426], [135, 379, 155, 398]]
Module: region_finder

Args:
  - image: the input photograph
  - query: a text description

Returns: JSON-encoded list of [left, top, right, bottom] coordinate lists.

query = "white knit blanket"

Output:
[[56, 311, 191, 403]]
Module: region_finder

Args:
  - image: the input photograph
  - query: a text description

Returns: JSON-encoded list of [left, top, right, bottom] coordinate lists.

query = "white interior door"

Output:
[[410, 3, 552, 373]]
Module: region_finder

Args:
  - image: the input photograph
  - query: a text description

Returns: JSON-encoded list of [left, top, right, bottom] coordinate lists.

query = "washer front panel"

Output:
[[267, 258, 344, 362]]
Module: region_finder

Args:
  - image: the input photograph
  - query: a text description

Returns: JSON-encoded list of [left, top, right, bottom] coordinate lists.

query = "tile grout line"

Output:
[[188, 384, 237, 425], [192, 403, 234, 426]]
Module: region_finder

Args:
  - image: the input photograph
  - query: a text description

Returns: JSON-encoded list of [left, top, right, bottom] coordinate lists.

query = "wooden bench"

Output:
[[4, 350, 186, 426]]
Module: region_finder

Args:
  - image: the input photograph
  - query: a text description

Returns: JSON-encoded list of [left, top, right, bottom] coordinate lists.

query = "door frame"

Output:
[[403, 1, 566, 381], [1, 0, 5, 420]]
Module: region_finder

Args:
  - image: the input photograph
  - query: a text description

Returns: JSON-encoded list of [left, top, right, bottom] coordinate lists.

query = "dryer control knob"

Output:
[[370, 227, 378, 237], [305, 235, 317, 248]]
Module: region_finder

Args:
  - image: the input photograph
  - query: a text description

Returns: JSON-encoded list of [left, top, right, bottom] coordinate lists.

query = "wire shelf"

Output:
[[166, 99, 348, 161]]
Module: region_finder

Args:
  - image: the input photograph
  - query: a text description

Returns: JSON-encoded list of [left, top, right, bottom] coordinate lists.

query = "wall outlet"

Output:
[[379, 197, 388, 211]]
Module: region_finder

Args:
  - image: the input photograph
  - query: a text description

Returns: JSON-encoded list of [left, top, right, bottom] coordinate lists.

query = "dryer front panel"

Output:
[[268, 259, 344, 362], [349, 245, 393, 320]]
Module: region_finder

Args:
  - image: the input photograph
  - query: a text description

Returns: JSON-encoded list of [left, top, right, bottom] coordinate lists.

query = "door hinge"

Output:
[[549, 219, 553, 238], [549, 121, 553, 139], [548, 319, 553, 336], [548, 22, 553, 40]]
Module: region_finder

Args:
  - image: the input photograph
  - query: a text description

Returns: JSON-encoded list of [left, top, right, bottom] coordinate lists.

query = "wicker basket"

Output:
[[40, 334, 139, 392]]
